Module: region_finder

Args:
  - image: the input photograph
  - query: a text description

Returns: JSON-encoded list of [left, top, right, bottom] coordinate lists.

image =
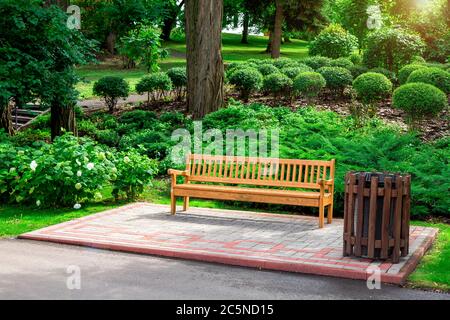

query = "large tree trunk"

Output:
[[0, 99, 14, 136], [51, 102, 77, 141], [185, 0, 224, 119], [241, 12, 249, 44], [271, 0, 284, 59], [106, 31, 117, 55]]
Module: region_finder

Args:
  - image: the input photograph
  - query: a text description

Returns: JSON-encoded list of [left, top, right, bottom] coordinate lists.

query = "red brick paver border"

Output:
[[19, 203, 438, 284]]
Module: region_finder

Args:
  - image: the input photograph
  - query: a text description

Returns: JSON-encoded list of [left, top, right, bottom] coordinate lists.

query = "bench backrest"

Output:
[[186, 154, 335, 190]]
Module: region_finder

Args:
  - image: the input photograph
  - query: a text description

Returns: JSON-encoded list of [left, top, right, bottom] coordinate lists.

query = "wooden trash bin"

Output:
[[343, 172, 411, 263]]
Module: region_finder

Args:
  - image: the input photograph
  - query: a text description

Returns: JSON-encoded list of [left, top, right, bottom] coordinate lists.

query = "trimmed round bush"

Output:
[[136, 72, 172, 102], [309, 24, 358, 58], [349, 53, 362, 65], [93, 76, 130, 113], [398, 64, 428, 85], [368, 67, 397, 83], [167, 67, 187, 100], [303, 56, 332, 70], [293, 72, 326, 99], [363, 27, 425, 72], [296, 63, 314, 72], [352, 72, 393, 104], [407, 67, 450, 94], [167, 67, 187, 88], [393, 83, 448, 123], [348, 65, 369, 78], [263, 73, 293, 97], [281, 66, 304, 79], [229, 67, 263, 101], [273, 58, 295, 69], [330, 57, 354, 70], [317, 66, 353, 92], [258, 63, 279, 76]]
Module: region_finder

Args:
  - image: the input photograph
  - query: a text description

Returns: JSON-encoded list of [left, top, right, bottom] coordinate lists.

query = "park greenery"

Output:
[[0, 0, 449, 290]]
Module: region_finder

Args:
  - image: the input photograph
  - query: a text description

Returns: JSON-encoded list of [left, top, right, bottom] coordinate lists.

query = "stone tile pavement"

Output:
[[19, 203, 438, 284]]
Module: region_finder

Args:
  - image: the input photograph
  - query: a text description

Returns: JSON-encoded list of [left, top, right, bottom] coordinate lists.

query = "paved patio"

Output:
[[19, 203, 437, 284]]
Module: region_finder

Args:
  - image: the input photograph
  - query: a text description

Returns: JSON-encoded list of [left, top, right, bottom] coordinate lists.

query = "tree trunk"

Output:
[[241, 12, 249, 44], [161, 17, 177, 41], [44, 0, 70, 10], [106, 31, 117, 55], [0, 99, 14, 136], [271, 0, 284, 59], [161, 0, 185, 41], [51, 102, 77, 141], [265, 32, 272, 53], [185, 0, 224, 119]]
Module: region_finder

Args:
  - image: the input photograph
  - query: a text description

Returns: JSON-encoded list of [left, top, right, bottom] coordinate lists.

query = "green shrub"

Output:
[[257, 64, 279, 76], [348, 65, 369, 78], [407, 67, 450, 94], [119, 129, 173, 159], [228, 67, 263, 101], [303, 56, 332, 70], [167, 67, 187, 100], [368, 68, 397, 83], [293, 72, 326, 99], [330, 57, 354, 70], [273, 58, 295, 69], [159, 112, 188, 128], [93, 77, 130, 113], [95, 129, 120, 147], [117, 110, 158, 133], [317, 66, 353, 93], [10, 129, 50, 147], [363, 27, 425, 72], [0, 134, 115, 207], [349, 53, 362, 65], [281, 67, 304, 79], [136, 72, 172, 103], [78, 119, 98, 137], [112, 148, 159, 201], [309, 24, 358, 58], [398, 64, 428, 85], [262, 73, 293, 98], [352, 72, 393, 104], [393, 83, 448, 127]]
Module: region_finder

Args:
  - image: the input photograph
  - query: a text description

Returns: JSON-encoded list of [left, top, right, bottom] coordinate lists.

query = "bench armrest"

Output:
[[318, 179, 334, 186], [168, 169, 190, 177]]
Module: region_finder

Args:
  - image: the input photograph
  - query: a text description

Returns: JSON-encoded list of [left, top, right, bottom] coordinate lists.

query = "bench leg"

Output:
[[183, 196, 189, 211], [170, 193, 176, 215], [319, 204, 325, 228], [327, 203, 333, 224]]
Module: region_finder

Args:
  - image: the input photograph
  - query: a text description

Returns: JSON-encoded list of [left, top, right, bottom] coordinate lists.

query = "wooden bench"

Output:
[[168, 155, 336, 228]]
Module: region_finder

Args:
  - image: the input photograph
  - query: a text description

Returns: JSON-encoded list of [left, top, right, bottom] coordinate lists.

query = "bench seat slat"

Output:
[[174, 183, 332, 199]]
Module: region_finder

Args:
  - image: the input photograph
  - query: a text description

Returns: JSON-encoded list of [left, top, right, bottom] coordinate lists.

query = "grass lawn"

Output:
[[75, 33, 309, 99], [407, 221, 450, 291], [1, 179, 448, 292]]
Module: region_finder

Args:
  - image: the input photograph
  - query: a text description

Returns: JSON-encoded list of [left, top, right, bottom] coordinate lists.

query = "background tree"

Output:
[[334, 0, 377, 50], [0, 0, 96, 138], [160, 0, 185, 41], [73, 0, 167, 54]]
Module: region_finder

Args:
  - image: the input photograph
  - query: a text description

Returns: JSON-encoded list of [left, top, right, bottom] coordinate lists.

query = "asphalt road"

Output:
[[0, 239, 448, 300]]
